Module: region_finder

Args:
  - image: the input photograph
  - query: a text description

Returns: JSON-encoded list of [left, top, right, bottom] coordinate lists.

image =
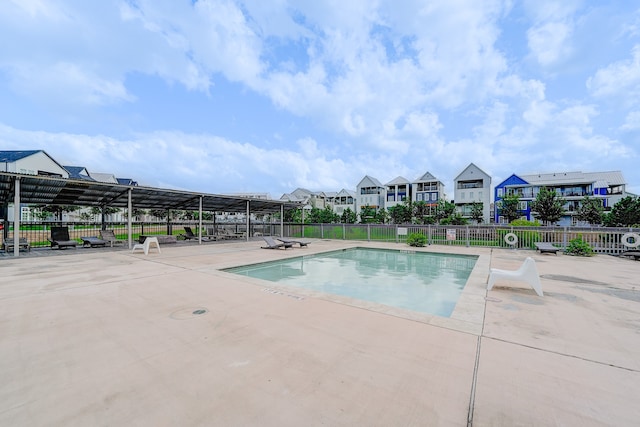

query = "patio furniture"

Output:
[[139, 235, 177, 244], [132, 236, 161, 255], [100, 230, 125, 247], [619, 250, 640, 260], [487, 257, 543, 297], [80, 236, 108, 248], [277, 237, 310, 248], [535, 242, 559, 255], [3, 237, 30, 253], [48, 227, 78, 249], [261, 236, 293, 250], [179, 226, 199, 240]]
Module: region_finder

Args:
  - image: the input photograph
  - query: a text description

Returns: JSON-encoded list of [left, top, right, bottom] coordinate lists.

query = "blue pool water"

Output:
[[224, 248, 477, 317]]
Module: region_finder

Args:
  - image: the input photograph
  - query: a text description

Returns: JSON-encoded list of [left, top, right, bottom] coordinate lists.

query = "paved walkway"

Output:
[[1, 240, 638, 426]]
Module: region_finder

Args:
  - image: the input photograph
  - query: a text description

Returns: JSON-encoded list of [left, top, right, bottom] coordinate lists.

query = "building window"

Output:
[[478, 191, 482, 200], [433, 193, 438, 201], [461, 192, 465, 200], [470, 191, 474, 199], [519, 201, 527, 210], [497, 188, 503, 197]]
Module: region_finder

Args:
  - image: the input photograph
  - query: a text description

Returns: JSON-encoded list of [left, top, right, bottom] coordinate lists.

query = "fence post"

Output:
[[563, 227, 567, 248], [343, 224, 345, 240], [428, 224, 432, 245], [321, 223, 324, 239], [367, 224, 371, 241], [466, 225, 470, 247]]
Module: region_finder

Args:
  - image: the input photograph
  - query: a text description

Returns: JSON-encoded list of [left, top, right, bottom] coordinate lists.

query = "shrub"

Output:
[[407, 232, 427, 247], [509, 219, 541, 226], [564, 236, 594, 257]]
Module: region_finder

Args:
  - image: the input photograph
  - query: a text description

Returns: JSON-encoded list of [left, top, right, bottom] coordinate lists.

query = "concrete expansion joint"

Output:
[[483, 336, 638, 373]]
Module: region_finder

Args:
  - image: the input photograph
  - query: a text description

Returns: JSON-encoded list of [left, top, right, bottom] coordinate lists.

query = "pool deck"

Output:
[[1, 239, 638, 426]]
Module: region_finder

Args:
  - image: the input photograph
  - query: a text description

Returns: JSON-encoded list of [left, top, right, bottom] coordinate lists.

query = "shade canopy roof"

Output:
[[0, 172, 300, 214]]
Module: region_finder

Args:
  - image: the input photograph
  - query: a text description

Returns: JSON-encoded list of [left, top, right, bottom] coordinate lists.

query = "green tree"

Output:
[[530, 187, 565, 225], [149, 209, 168, 220], [470, 202, 484, 224], [37, 204, 79, 221], [387, 201, 412, 224], [359, 206, 377, 223], [499, 194, 521, 223], [412, 201, 429, 224], [375, 208, 389, 224], [575, 197, 604, 225], [284, 208, 302, 223], [435, 200, 456, 223], [340, 208, 357, 224], [603, 196, 640, 227], [307, 206, 338, 223], [78, 212, 93, 221]]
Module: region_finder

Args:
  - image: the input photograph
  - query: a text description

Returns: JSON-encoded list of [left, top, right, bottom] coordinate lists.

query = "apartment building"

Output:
[[412, 171, 445, 208], [385, 176, 411, 209], [454, 163, 492, 223], [355, 175, 385, 216], [494, 171, 628, 225], [332, 189, 356, 215]]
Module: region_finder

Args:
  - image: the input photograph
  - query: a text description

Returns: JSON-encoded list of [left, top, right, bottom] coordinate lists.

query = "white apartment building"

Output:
[[453, 163, 492, 223]]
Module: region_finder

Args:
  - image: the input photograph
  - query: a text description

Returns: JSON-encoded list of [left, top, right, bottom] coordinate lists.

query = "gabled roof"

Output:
[[64, 166, 95, 181], [291, 188, 314, 198], [357, 175, 384, 188], [496, 173, 528, 188], [454, 162, 491, 181], [0, 150, 42, 162], [336, 188, 356, 197], [90, 172, 119, 184], [414, 171, 440, 183], [117, 178, 138, 186], [280, 193, 306, 202], [385, 176, 410, 186]]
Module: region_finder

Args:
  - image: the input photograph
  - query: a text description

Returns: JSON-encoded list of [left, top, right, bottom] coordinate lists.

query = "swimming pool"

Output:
[[224, 247, 478, 317]]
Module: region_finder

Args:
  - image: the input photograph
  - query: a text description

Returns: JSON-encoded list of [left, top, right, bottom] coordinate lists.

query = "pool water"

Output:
[[224, 248, 477, 317]]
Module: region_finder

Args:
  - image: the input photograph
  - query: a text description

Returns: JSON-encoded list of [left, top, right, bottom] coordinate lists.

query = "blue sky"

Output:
[[1, 0, 639, 197]]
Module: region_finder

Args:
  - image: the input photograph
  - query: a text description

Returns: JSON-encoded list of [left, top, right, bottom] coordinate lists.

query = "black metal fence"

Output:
[[3, 221, 639, 255]]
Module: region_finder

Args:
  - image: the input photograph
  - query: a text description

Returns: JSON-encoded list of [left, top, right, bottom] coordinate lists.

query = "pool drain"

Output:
[[170, 307, 209, 320]]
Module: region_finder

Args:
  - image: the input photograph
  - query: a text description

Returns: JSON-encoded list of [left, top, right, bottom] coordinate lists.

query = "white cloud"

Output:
[[523, 0, 582, 67], [621, 111, 640, 131], [527, 21, 573, 66], [587, 45, 640, 102]]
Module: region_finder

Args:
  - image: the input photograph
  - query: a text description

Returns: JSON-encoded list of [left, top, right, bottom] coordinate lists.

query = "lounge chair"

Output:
[[131, 236, 161, 255], [487, 257, 543, 297], [179, 226, 199, 240], [4, 237, 30, 252], [619, 250, 640, 260], [48, 227, 78, 249], [534, 242, 559, 255], [261, 236, 293, 249], [80, 236, 108, 248], [277, 237, 310, 248], [100, 230, 125, 247]]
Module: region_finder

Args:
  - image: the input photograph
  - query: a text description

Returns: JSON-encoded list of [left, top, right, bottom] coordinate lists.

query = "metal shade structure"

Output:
[[0, 172, 299, 213], [0, 172, 302, 256]]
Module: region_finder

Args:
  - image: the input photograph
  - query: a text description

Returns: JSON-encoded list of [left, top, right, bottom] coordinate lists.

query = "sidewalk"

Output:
[[0, 240, 638, 426]]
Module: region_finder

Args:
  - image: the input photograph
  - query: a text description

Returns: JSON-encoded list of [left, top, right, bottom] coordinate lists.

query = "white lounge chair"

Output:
[[487, 257, 543, 297], [131, 236, 161, 255]]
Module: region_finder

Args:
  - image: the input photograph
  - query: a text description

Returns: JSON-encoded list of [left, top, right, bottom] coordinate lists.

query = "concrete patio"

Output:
[[1, 240, 638, 426]]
